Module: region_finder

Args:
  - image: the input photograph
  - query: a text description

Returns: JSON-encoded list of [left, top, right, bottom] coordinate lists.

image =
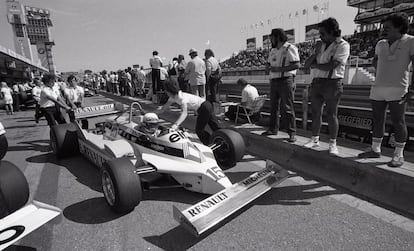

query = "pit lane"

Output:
[[1, 94, 413, 250]]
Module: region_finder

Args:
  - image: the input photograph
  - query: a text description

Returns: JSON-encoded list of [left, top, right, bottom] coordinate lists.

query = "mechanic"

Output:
[[135, 113, 161, 136], [39, 74, 71, 127], [64, 75, 88, 129], [156, 78, 221, 145]]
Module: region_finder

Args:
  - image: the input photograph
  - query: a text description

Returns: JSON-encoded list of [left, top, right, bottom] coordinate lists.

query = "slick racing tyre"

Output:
[[0, 161, 29, 219], [0, 134, 8, 160], [101, 157, 142, 213], [50, 123, 79, 159], [210, 129, 245, 169]]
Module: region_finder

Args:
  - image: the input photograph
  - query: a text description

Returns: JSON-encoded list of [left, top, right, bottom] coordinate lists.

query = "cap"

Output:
[[143, 113, 159, 124], [189, 48, 198, 55]]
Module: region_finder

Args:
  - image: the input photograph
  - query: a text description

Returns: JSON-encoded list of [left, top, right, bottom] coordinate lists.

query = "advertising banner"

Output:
[[246, 37, 256, 51], [262, 35, 271, 49], [305, 23, 319, 41], [286, 29, 295, 44]]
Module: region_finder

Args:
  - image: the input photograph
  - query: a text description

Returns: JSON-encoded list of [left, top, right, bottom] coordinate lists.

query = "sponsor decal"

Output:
[[338, 115, 372, 130], [0, 225, 25, 245], [79, 141, 107, 168], [74, 104, 115, 117], [187, 192, 228, 217], [242, 167, 273, 186]]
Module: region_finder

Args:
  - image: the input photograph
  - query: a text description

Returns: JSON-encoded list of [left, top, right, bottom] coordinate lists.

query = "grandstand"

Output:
[[220, 0, 414, 70]]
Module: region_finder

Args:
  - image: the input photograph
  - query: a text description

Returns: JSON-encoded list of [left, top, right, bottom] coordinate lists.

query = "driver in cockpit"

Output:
[[136, 112, 160, 136]]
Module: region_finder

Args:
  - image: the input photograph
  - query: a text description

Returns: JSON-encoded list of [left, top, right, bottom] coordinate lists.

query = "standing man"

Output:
[[150, 51, 163, 95], [303, 17, 350, 156], [205, 49, 222, 102], [262, 28, 300, 143], [32, 78, 44, 123], [177, 54, 189, 92], [185, 48, 206, 98], [358, 13, 414, 167]]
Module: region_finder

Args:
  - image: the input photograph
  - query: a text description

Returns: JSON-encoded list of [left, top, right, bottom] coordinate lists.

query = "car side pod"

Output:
[[172, 160, 289, 237], [0, 201, 62, 250]]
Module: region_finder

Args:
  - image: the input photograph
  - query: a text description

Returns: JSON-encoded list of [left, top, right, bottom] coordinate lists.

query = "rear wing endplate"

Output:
[[0, 201, 62, 250], [173, 160, 289, 237], [74, 103, 124, 119]]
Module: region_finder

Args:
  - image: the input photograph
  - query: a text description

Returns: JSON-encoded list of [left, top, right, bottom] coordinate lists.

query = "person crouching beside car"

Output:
[[156, 78, 221, 145], [39, 74, 71, 127]]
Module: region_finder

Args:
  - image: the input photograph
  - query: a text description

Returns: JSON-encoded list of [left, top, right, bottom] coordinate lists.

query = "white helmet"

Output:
[[143, 113, 159, 124]]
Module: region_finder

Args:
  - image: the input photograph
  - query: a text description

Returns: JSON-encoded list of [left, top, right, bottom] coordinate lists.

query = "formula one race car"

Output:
[[50, 102, 289, 236], [0, 122, 61, 250]]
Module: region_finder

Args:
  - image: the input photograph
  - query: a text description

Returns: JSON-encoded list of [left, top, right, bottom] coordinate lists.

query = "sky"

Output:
[[0, 0, 358, 72]]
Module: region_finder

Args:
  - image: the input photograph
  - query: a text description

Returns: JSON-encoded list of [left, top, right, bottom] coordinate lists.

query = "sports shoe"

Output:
[[358, 149, 381, 158], [303, 139, 319, 148], [261, 130, 277, 136], [329, 144, 339, 156], [387, 154, 404, 168], [287, 134, 297, 143]]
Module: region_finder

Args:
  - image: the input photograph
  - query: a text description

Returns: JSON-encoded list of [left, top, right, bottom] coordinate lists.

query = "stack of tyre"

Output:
[[0, 122, 29, 220]]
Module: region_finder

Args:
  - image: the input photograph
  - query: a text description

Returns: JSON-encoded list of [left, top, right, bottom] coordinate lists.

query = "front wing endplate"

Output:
[[0, 201, 62, 250], [173, 160, 289, 237]]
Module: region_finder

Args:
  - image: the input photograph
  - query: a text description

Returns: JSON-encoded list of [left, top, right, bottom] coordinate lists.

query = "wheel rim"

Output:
[[102, 170, 116, 206], [50, 132, 57, 154], [212, 136, 231, 163]]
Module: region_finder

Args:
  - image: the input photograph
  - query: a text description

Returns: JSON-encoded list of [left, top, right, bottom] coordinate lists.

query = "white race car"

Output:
[[0, 122, 61, 250], [50, 103, 288, 236]]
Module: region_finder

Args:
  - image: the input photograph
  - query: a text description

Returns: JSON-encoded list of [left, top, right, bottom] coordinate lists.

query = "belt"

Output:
[[271, 76, 294, 80]]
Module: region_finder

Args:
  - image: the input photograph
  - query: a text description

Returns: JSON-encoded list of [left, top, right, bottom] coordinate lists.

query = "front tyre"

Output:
[[0, 134, 8, 160], [0, 161, 29, 219], [102, 157, 142, 213], [210, 129, 245, 169]]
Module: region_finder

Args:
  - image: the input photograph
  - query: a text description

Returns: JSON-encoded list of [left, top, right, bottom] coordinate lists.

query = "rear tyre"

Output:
[[210, 129, 245, 169], [102, 157, 142, 213], [0, 134, 8, 160], [0, 161, 29, 219], [50, 123, 79, 158]]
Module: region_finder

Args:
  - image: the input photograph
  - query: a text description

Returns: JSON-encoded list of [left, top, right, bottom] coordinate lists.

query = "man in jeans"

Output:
[[358, 13, 414, 167], [262, 28, 300, 143], [303, 17, 350, 156]]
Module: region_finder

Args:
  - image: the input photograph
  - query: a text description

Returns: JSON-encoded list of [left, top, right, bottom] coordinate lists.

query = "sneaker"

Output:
[[387, 154, 404, 168], [287, 134, 297, 143], [358, 149, 381, 158], [329, 144, 339, 156], [304, 139, 319, 148], [261, 130, 277, 136]]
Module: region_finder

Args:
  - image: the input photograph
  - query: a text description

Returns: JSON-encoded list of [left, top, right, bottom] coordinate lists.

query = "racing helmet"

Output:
[[143, 113, 159, 124]]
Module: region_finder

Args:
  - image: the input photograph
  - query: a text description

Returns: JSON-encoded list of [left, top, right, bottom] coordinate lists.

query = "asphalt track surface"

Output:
[[2, 94, 414, 251]]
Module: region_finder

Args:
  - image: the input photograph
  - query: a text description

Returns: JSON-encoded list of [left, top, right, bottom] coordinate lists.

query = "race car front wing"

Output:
[[173, 160, 289, 237]]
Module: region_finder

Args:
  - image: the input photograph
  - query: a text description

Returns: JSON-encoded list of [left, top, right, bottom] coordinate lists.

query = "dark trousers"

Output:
[[205, 78, 219, 102], [268, 77, 296, 134], [196, 101, 221, 145], [41, 106, 66, 127], [310, 78, 343, 139], [371, 100, 407, 143], [35, 102, 44, 120], [152, 69, 161, 92]]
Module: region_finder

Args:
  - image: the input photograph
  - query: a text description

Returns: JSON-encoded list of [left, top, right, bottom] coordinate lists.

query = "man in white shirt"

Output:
[[205, 49, 221, 102], [225, 78, 259, 121], [303, 18, 350, 156], [358, 13, 414, 167], [150, 51, 163, 94], [32, 78, 44, 123], [262, 28, 300, 143], [185, 48, 206, 98]]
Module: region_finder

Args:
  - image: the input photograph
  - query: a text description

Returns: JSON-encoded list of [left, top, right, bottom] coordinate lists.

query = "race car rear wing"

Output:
[[0, 201, 61, 250], [74, 103, 125, 119], [173, 160, 289, 237]]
